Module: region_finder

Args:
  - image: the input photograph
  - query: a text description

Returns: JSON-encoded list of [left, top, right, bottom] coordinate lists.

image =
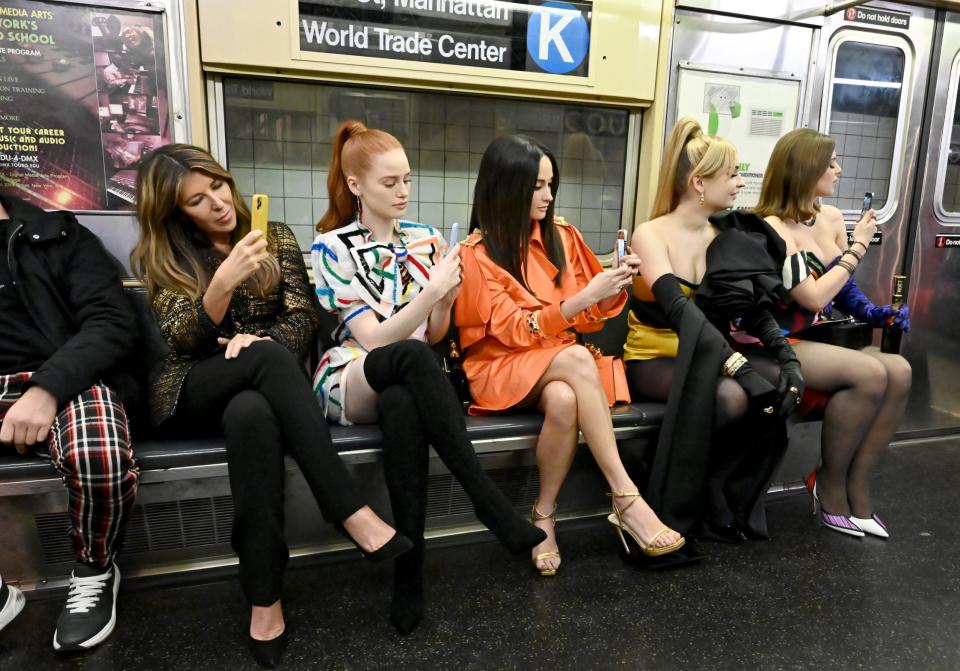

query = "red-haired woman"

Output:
[[312, 121, 544, 635]]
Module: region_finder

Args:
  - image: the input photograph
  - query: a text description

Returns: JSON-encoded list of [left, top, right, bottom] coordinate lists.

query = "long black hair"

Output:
[[470, 135, 565, 291]]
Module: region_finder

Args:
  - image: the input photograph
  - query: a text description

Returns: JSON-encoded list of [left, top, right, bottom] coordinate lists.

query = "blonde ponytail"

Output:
[[649, 117, 738, 218]]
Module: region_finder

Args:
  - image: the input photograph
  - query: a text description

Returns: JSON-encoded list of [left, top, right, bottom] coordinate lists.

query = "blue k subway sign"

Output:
[[298, 0, 592, 76]]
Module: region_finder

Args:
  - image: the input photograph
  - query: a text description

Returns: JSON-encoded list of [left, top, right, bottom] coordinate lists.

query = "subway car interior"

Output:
[[2, 0, 960, 668]]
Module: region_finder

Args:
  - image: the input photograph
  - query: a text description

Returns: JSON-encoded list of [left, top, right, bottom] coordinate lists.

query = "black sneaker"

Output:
[[53, 562, 120, 651], [0, 577, 25, 632]]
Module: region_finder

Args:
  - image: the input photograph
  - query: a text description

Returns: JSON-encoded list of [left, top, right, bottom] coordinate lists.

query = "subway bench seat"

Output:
[[0, 282, 664, 591], [0, 279, 835, 592], [0, 381, 666, 592]]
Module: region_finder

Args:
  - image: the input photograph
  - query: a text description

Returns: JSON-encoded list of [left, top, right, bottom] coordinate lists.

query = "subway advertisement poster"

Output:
[[0, 0, 171, 211]]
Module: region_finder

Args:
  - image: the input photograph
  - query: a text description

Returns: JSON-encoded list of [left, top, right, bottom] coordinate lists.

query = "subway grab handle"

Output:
[[791, 0, 863, 20]]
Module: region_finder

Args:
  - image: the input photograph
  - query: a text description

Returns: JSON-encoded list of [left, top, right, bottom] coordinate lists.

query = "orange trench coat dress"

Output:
[[454, 217, 627, 415]]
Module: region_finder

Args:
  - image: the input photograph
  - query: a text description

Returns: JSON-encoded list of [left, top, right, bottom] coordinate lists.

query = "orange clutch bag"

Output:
[[584, 344, 631, 406]]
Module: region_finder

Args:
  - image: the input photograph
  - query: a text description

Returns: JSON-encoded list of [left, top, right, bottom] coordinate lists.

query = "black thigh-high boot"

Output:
[[364, 341, 545, 554], [377, 385, 429, 635]]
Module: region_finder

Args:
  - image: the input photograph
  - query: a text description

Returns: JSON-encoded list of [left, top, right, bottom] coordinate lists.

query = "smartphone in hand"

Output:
[[614, 229, 627, 268], [251, 194, 269, 236], [859, 192, 874, 218], [446, 222, 460, 256]]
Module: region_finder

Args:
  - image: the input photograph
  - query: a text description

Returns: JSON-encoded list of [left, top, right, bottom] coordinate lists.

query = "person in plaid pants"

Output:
[[0, 193, 139, 652]]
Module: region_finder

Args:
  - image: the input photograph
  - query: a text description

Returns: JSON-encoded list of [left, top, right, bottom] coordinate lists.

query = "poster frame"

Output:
[[674, 61, 805, 208], [0, 0, 192, 215]]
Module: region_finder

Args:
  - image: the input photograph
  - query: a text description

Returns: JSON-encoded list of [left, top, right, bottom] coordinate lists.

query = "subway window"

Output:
[[218, 76, 631, 253], [822, 41, 905, 212], [941, 66, 960, 215]]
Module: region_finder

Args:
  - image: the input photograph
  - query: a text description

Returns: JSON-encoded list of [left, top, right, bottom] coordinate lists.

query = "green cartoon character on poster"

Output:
[[704, 83, 742, 135]]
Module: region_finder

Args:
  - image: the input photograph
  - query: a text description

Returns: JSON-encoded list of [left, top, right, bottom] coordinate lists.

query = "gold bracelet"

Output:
[[722, 352, 748, 377], [526, 311, 543, 340]]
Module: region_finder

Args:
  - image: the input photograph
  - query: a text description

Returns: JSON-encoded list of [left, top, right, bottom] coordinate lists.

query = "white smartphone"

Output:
[[614, 229, 627, 267], [251, 194, 269, 236], [446, 222, 460, 255]]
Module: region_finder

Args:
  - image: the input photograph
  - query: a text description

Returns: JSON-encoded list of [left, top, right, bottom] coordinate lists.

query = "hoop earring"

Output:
[[698, 192, 705, 205], [355, 195, 362, 218]]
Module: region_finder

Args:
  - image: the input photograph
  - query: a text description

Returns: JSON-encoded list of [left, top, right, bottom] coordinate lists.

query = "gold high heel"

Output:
[[606, 491, 685, 557], [529, 501, 561, 577]]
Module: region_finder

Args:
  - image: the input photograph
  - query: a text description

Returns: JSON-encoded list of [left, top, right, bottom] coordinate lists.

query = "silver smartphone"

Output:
[[614, 229, 627, 267], [860, 192, 874, 217], [446, 222, 460, 255]]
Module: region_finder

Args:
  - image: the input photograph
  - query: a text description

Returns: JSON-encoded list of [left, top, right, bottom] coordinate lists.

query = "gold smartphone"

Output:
[[251, 194, 269, 236]]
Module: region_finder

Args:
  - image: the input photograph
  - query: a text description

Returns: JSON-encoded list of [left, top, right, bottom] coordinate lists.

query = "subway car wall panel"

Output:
[[3, 1, 960, 668]]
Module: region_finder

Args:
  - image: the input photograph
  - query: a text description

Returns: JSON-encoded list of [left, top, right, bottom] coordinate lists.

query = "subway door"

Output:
[[806, 4, 935, 317], [900, 12, 960, 433]]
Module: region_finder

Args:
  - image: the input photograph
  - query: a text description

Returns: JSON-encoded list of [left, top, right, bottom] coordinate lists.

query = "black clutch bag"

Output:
[[440, 339, 473, 410], [793, 317, 873, 350]]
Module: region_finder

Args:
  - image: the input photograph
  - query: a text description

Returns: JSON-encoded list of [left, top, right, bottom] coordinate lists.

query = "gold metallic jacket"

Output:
[[149, 221, 321, 426]]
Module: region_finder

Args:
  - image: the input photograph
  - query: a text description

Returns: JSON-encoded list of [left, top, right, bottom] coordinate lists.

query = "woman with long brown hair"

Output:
[[312, 121, 544, 635], [755, 128, 910, 539], [132, 143, 412, 667], [455, 134, 686, 576]]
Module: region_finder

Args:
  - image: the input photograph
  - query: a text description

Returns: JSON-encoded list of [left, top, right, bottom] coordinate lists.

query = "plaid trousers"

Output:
[[0, 372, 139, 567]]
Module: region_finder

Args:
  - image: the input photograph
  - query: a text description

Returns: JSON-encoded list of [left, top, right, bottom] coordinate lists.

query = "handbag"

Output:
[[583, 344, 631, 406], [792, 316, 873, 350], [440, 338, 473, 409]]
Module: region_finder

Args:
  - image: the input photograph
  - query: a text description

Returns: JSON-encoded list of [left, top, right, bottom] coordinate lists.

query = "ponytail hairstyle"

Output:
[[132, 143, 280, 301], [754, 128, 836, 223], [650, 117, 738, 218], [318, 120, 404, 232], [470, 134, 565, 291]]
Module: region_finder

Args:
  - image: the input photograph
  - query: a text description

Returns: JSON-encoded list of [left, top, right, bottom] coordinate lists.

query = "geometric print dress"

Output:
[[311, 218, 442, 424]]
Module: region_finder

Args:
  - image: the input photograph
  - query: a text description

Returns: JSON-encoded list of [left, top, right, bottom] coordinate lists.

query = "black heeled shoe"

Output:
[[391, 546, 425, 635], [248, 629, 288, 668], [700, 519, 748, 544], [391, 581, 424, 636], [733, 519, 769, 541], [334, 523, 414, 563]]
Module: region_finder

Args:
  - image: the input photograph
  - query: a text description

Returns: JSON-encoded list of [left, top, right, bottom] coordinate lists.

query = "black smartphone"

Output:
[[859, 192, 874, 217]]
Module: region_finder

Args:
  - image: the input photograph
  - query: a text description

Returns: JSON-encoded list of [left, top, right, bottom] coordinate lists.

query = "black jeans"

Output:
[[166, 340, 364, 605]]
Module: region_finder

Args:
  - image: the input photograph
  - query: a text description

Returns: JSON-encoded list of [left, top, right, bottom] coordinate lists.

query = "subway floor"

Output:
[[2, 439, 959, 671]]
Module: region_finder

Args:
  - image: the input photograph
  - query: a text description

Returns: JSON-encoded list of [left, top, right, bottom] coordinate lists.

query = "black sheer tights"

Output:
[[626, 352, 784, 530], [626, 357, 749, 429], [791, 342, 896, 518]]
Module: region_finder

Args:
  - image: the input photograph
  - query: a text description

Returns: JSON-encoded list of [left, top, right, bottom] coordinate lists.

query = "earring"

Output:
[[698, 192, 705, 205], [355, 195, 362, 213]]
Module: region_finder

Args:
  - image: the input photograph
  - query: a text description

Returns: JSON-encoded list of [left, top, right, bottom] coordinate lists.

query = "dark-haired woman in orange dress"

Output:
[[456, 135, 685, 576]]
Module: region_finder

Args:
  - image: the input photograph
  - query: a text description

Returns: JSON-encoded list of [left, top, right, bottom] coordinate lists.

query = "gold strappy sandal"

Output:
[[530, 501, 561, 577], [606, 491, 685, 557]]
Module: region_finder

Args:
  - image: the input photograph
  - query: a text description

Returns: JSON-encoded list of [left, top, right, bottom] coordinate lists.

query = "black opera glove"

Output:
[[742, 310, 804, 416], [651, 274, 777, 410]]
